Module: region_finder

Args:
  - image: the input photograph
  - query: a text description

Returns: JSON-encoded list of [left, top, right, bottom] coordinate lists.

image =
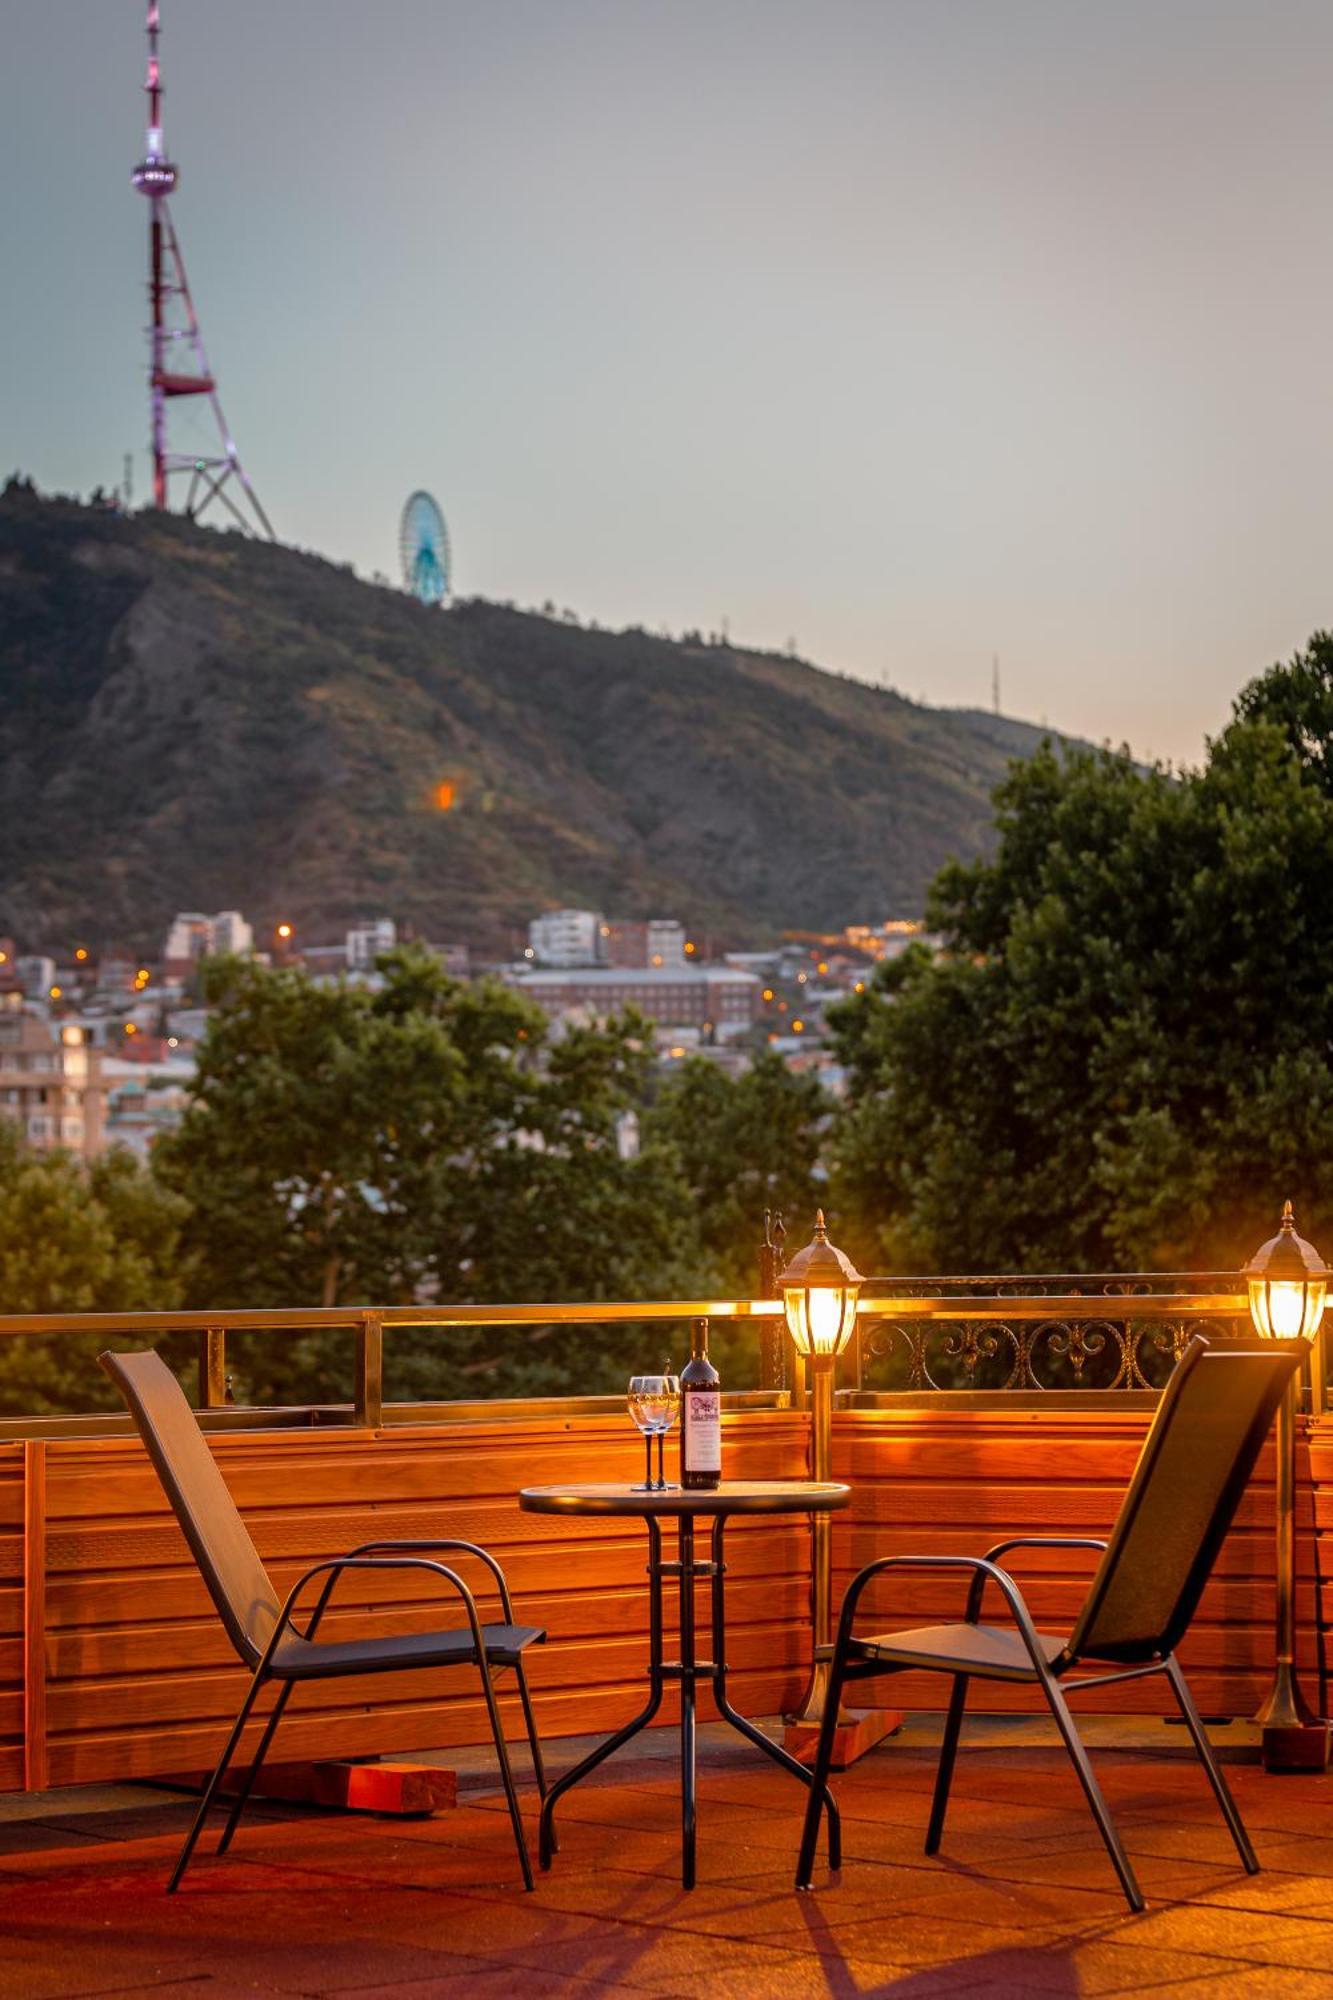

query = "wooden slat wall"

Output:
[[12, 1402, 1330, 1793], [32, 1409, 812, 1791], [832, 1408, 1319, 1717]]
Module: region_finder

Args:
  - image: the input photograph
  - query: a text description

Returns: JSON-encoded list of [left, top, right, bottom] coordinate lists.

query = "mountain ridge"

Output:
[[0, 489, 1059, 954]]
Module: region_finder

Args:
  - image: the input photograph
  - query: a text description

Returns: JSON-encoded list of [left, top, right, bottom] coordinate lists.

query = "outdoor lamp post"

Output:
[[781, 1210, 863, 1732], [1244, 1201, 1330, 1771]]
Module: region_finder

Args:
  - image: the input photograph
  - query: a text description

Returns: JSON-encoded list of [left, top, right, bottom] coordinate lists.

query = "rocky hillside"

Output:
[[0, 488, 1057, 953]]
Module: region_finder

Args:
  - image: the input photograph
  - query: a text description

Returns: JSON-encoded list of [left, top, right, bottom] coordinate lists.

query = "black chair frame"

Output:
[[795, 1336, 1304, 1912], [185, 1538, 548, 1896], [99, 1350, 546, 1894]]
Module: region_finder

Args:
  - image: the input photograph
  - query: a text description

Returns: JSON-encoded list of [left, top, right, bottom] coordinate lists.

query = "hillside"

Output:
[[0, 489, 1057, 953]]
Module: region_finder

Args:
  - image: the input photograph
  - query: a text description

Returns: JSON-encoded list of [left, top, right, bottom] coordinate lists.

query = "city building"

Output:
[[509, 964, 758, 1037], [14, 956, 56, 999], [527, 909, 606, 968], [346, 918, 397, 970], [162, 908, 253, 975], [211, 910, 253, 957], [605, 919, 688, 969], [104, 1055, 194, 1159], [162, 912, 212, 973], [0, 996, 107, 1155]]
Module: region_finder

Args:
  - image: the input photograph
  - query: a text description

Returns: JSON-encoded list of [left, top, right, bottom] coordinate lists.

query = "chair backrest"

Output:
[[100, 1349, 280, 1666], [1066, 1334, 1305, 1666]]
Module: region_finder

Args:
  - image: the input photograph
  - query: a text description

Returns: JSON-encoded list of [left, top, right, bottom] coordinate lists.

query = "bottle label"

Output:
[[684, 1392, 721, 1473]]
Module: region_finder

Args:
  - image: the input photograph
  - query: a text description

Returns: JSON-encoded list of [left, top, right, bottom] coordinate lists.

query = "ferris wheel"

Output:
[[399, 490, 451, 605]]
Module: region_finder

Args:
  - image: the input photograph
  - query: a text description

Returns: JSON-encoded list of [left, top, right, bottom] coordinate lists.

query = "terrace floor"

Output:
[[3, 1717, 1333, 1998]]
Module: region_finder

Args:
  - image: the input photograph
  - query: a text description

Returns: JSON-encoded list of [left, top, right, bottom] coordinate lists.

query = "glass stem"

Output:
[[644, 1432, 653, 1489], [656, 1431, 665, 1489]]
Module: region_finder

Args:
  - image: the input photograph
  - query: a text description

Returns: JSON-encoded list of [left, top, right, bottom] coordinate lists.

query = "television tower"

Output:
[[130, 3, 273, 535]]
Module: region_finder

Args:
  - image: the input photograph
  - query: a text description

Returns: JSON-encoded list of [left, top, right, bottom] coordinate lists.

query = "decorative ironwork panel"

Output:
[[854, 1275, 1252, 1394]]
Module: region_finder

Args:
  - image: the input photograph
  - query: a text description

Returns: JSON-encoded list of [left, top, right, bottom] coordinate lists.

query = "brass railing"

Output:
[[0, 1273, 1311, 1436]]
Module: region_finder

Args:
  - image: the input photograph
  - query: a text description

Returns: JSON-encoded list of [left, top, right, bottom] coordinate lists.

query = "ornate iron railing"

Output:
[[844, 1280, 1264, 1392], [851, 1274, 1255, 1396]]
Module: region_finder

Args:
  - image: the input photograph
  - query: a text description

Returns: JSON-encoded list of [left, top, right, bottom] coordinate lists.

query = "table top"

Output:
[[518, 1480, 851, 1518]]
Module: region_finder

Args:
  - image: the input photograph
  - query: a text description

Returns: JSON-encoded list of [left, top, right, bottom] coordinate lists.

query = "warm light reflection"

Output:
[[433, 780, 457, 812]]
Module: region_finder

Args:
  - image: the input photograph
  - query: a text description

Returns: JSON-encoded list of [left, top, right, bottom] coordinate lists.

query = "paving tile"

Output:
[[1118, 1974, 1333, 1999], [1118, 1900, 1333, 1972], [1, 1735, 1331, 1998]]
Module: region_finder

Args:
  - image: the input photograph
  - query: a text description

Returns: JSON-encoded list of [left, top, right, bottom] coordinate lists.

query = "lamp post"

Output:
[[780, 1210, 863, 1734], [1244, 1201, 1330, 1772]]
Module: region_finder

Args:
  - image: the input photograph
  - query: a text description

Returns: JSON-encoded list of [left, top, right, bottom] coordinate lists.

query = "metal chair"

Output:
[[795, 1335, 1306, 1910], [100, 1348, 547, 1892]]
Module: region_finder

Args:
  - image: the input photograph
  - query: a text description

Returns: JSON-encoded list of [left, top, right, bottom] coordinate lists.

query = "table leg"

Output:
[[538, 1516, 666, 1870], [679, 1515, 697, 1890], [707, 1514, 841, 1870]]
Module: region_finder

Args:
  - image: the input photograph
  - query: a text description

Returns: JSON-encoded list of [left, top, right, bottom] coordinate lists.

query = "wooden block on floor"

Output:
[[783, 1707, 902, 1770], [1261, 1721, 1331, 1773], [232, 1760, 458, 1815]]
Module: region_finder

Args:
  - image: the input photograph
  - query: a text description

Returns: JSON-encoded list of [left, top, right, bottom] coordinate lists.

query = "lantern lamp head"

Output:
[[1244, 1201, 1328, 1342], [781, 1210, 865, 1360]]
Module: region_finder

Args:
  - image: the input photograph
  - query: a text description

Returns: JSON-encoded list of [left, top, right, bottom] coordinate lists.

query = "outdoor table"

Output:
[[519, 1479, 851, 1888]]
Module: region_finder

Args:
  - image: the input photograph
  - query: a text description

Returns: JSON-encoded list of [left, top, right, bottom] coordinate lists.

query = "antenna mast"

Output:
[[130, 3, 273, 535]]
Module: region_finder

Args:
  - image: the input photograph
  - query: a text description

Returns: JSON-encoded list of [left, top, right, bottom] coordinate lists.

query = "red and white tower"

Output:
[[130, 3, 273, 534]]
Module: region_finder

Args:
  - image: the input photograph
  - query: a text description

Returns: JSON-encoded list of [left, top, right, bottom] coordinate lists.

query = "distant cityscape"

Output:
[[0, 907, 933, 1162]]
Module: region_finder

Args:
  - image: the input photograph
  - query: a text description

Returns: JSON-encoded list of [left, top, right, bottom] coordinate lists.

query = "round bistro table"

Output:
[[519, 1479, 851, 1888]]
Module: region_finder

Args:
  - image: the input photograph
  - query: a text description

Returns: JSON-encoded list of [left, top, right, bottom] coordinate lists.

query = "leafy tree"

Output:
[[156, 950, 723, 1403], [828, 638, 1333, 1276], [0, 1122, 189, 1413], [642, 1048, 830, 1290]]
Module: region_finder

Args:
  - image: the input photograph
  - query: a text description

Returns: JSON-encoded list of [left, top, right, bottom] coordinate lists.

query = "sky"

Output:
[[4, 0, 1333, 766]]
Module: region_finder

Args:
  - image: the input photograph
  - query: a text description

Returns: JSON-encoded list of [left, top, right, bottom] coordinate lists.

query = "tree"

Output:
[[155, 950, 722, 1403], [0, 1122, 189, 1413], [642, 1049, 830, 1291], [828, 638, 1333, 1276]]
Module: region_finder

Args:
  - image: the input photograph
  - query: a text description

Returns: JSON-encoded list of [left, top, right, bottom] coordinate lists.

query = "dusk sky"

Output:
[[5, 0, 1333, 765]]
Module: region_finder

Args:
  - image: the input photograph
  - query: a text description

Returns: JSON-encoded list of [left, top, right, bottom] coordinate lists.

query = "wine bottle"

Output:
[[680, 1317, 721, 1490]]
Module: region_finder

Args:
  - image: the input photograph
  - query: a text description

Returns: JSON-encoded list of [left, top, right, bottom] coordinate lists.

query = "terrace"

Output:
[[2, 1256, 1330, 1996]]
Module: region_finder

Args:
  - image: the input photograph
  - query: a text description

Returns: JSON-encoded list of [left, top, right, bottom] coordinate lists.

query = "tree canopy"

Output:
[[828, 634, 1333, 1275], [0, 1123, 189, 1412]]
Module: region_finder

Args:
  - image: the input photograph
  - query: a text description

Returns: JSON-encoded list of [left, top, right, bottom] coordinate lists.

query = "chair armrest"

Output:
[[343, 1539, 517, 1621], [271, 1554, 487, 1658], [968, 1537, 1106, 1623], [834, 1553, 1052, 1678], [981, 1536, 1107, 1564]]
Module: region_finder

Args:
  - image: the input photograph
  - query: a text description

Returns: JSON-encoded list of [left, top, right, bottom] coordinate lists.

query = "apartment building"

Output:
[[0, 998, 107, 1156]]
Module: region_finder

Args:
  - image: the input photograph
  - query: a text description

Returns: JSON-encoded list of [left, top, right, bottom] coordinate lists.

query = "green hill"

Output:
[[0, 488, 1057, 953]]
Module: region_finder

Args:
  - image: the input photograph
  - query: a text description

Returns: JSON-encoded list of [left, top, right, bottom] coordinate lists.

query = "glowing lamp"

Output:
[[781, 1210, 864, 1360], [1244, 1201, 1327, 1342]]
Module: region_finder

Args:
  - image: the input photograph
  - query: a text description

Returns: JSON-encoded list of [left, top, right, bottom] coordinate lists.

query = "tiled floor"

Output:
[[3, 1718, 1332, 1997]]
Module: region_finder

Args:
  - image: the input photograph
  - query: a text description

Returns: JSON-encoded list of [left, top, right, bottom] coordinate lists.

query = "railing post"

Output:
[[197, 1327, 227, 1410], [356, 1311, 384, 1430], [22, 1441, 47, 1793]]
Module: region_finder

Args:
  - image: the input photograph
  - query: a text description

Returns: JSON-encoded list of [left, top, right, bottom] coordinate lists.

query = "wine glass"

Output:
[[655, 1367, 680, 1490], [628, 1372, 679, 1491]]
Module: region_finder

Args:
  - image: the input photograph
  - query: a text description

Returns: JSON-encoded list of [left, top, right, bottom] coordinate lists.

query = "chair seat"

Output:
[[849, 1621, 1068, 1682], [271, 1622, 545, 1681]]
